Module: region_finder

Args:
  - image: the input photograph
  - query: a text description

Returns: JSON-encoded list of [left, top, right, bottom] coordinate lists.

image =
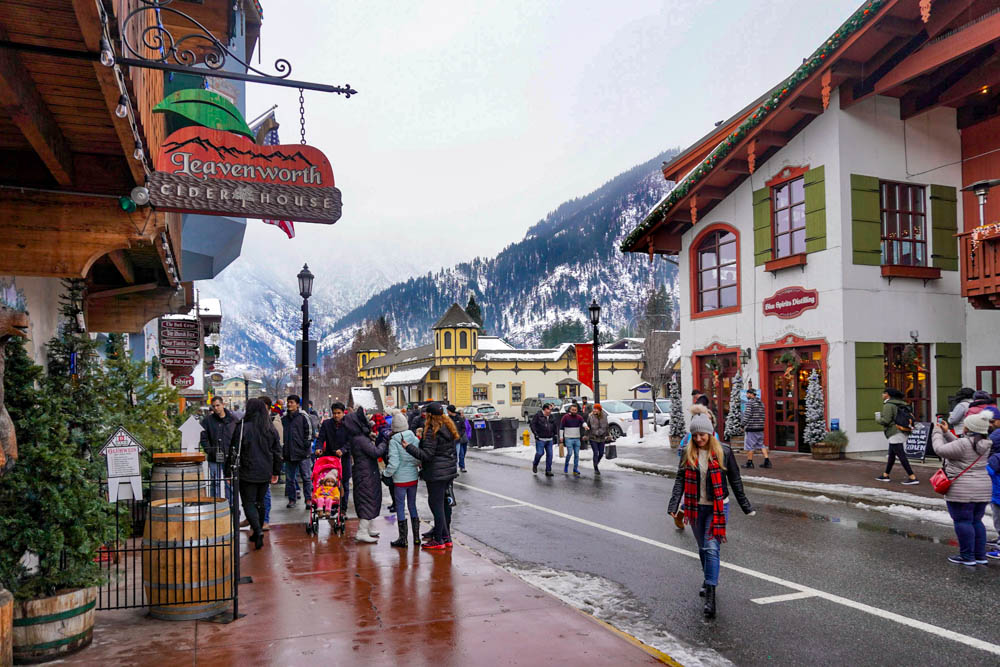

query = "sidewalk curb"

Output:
[[612, 459, 946, 512]]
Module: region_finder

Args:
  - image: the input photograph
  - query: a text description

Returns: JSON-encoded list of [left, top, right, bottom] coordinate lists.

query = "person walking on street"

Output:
[[231, 398, 281, 550], [668, 413, 755, 618], [448, 404, 469, 473], [966, 390, 996, 416], [581, 396, 592, 417], [561, 404, 586, 476], [587, 404, 610, 475], [985, 407, 1000, 557], [948, 387, 975, 435], [281, 395, 314, 508], [932, 412, 993, 565], [741, 388, 770, 469], [347, 407, 389, 543], [255, 396, 279, 530], [403, 402, 460, 550], [530, 403, 559, 476], [874, 388, 919, 485], [201, 396, 237, 500], [384, 409, 422, 548], [317, 402, 352, 512]]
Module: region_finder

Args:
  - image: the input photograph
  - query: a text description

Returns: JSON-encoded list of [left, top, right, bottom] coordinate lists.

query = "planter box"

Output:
[[811, 442, 845, 460], [13, 587, 97, 664]]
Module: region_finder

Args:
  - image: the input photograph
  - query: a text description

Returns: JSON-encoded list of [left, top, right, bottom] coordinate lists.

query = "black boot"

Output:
[[699, 583, 706, 597], [703, 585, 716, 618], [412, 520, 421, 547], [391, 520, 408, 548]]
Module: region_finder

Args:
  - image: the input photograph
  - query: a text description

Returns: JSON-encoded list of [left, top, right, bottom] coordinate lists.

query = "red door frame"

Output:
[[756, 334, 829, 452], [693, 342, 742, 431], [976, 366, 1000, 402]]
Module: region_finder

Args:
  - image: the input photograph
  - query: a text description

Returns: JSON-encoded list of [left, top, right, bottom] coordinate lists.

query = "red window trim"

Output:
[[692, 343, 742, 418], [764, 165, 810, 188], [879, 179, 928, 268], [880, 265, 941, 280], [689, 223, 741, 320], [764, 253, 808, 272], [755, 333, 830, 430]]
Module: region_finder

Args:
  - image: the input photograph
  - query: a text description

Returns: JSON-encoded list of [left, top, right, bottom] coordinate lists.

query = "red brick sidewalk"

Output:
[[63, 523, 665, 665]]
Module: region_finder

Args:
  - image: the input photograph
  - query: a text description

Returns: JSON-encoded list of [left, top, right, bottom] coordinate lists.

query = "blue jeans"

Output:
[[207, 461, 230, 502], [693, 504, 729, 586], [264, 486, 271, 522], [284, 459, 312, 503], [563, 438, 580, 473], [394, 484, 419, 523], [946, 501, 988, 561], [591, 441, 606, 470], [534, 438, 553, 472], [457, 441, 468, 469]]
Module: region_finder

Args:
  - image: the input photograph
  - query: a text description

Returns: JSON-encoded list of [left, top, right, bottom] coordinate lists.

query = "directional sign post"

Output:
[[99, 427, 146, 502], [180, 415, 203, 453]]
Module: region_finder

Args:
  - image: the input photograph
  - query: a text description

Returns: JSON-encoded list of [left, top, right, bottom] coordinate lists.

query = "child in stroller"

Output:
[[307, 456, 346, 536]]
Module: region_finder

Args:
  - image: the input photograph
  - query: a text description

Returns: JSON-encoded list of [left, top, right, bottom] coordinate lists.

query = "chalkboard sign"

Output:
[[904, 422, 935, 460]]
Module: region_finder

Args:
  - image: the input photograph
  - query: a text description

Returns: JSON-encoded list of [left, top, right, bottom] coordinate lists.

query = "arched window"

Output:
[[459, 331, 468, 349], [692, 226, 740, 317], [444, 331, 452, 348]]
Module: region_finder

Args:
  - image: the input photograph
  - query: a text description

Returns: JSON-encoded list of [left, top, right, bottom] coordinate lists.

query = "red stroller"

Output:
[[307, 456, 346, 536]]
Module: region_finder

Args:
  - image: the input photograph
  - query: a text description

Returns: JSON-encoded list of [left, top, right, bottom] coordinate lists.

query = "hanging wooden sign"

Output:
[[148, 126, 342, 224], [762, 286, 819, 319]]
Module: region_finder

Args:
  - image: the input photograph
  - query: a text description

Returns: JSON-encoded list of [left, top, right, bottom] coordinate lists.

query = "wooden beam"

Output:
[[754, 130, 788, 148], [695, 185, 728, 200], [925, 0, 978, 40], [85, 282, 193, 333], [938, 59, 1000, 106], [70, 0, 145, 185], [876, 16, 924, 37], [833, 59, 866, 79], [107, 249, 135, 284], [87, 282, 158, 300], [0, 26, 73, 185], [876, 11, 1000, 93], [722, 159, 750, 175], [790, 96, 824, 115]]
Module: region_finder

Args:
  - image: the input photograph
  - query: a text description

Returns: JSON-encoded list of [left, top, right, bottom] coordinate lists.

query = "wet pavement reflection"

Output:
[[759, 502, 959, 548]]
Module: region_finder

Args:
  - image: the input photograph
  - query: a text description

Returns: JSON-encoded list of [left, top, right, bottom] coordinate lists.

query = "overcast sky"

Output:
[[239, 0, 863, 275]]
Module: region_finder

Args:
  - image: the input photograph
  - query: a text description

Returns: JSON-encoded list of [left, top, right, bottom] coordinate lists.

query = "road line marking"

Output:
[[490, 503, 528, 509], [455, 481, 1000, 657], [752, 591, 818, 605]]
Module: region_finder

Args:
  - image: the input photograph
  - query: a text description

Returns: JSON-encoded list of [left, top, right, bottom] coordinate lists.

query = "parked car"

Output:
[[463, 403, 501, 421], [521, 396, 560, 421], [558, 399, 633, 439], [622, 398, 672, 427]]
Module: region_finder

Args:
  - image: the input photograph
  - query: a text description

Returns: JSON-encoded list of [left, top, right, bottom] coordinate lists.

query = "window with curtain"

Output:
[[772, 177, 806, 258], [696, 230, 738, 313], [880, 181, 926, 266]]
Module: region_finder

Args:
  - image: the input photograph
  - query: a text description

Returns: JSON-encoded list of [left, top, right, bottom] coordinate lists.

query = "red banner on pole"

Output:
[[576, 343, 594, 391]]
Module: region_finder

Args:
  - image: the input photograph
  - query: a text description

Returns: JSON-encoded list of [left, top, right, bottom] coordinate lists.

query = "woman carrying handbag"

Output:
[[930, 411, 993, 566]]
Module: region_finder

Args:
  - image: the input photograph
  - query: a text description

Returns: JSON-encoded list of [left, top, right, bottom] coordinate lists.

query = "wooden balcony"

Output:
[[960, 230, 1000, 309]]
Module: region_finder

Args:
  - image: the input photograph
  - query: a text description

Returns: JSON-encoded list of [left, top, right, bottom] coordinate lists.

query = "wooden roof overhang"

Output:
[[623, 0, 1000, 255]]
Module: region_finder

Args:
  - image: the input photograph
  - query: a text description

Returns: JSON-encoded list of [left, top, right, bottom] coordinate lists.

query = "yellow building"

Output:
[[216, 376, 263, 409], [357, 303, 647, 418]]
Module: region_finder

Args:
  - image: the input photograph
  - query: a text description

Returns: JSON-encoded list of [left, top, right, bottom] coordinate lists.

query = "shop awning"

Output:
[[384, 364, 434, 387]]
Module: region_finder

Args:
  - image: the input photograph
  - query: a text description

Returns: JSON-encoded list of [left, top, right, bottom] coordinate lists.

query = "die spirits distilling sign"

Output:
[[148, 126, 342, 224], [762, 286, 819, 319]]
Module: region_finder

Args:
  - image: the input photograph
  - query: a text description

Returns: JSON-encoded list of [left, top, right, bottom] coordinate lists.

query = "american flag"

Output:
[[256, 112, 295, 239]]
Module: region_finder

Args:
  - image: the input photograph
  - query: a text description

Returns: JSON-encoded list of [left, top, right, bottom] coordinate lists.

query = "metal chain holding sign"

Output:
[[299, 88, 307, 145]]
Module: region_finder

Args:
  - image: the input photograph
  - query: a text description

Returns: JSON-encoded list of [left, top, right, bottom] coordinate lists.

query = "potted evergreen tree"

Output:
[[668, 379, 685, 448], [803, 370, 841, 459], [724, 375, 745, 448]]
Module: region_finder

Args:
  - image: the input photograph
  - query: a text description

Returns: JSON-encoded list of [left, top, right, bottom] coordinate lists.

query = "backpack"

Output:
[[893, 404, 914, 434]]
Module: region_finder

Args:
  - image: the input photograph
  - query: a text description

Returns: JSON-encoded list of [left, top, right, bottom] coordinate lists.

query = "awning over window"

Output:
[[384, 364, 434, 387]]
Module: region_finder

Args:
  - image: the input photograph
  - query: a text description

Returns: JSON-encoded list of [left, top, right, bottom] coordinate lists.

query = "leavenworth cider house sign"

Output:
[[762, 286, 819, 320], [100, 426, 146, 502], [148, 126, 342, 224]]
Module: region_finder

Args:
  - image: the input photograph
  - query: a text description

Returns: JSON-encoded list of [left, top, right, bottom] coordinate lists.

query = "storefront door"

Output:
[[696, 353, 739, 434], [766, 346, 822, 452]]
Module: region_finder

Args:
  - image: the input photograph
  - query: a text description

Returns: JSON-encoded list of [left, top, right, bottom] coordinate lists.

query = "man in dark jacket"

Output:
[[448, 405, 469, 473], [317, 402, 351, 510], [281, 394, 313, 508], [201, 396, 237, 500], [529, 403, 559, 476]]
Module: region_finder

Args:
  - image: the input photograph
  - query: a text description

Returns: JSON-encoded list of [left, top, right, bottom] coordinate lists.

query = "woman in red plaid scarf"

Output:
[[668, 413, 755, 618]]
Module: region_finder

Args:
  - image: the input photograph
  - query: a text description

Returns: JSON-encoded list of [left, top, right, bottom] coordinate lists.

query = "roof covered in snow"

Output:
[[477, 335, 513, 351], [384, 364, 434, 386], [432, 303, 480, 330], [362, 344, 434, 370], [198, 298, 222, 318]]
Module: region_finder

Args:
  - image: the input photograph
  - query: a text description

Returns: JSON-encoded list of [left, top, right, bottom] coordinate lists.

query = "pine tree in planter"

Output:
[[724, 375, 744, 444], [669, 379, 685, 441], [803, 370, 827, 451]]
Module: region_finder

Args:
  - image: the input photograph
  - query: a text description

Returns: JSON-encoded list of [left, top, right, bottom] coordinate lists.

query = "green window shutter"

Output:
[[851, 174, 882, 265], [804, 166, 826, 253], [930, 185, 958, 271], [855, 342, 885, 433], [753, 186, 772, 266], [935, 343, 962, 411]]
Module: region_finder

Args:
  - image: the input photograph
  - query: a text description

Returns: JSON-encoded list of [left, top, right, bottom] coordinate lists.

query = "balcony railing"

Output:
[[959, 229, 1000, 309]]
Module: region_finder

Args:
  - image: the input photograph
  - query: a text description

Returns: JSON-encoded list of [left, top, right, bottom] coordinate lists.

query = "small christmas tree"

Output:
[[669, 378, 685, 439], [724, 375, 744, 441], [803, 370, 827, 448]]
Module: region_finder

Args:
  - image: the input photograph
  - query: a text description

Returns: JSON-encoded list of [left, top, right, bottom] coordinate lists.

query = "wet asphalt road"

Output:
[[451, 449, 1000, 666]]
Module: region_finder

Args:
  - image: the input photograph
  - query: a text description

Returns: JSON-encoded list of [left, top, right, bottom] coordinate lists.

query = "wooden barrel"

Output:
[[142, 498, 233, 621], [2, 587, 12, 666], [149, 460, 208, 502], [11, 587, 97, 664]]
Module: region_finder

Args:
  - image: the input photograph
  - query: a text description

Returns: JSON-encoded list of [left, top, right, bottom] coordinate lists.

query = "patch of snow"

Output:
[[351, 387, 379, 411], [384, 363, 433, 386], [614, 428, 673, 449], [502, 564, 732, 667], [668, 339, 681, 366], [741, 477, 949, 508], [477, 336, 513, 351], [855, 503, 957, 526]]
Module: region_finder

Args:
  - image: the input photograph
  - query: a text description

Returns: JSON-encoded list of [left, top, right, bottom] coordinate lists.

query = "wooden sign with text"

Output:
[[762, 286, 819, 320]]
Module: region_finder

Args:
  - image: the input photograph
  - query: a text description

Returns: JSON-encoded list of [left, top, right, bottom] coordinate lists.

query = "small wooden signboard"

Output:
[[99, 427, 146, 502]]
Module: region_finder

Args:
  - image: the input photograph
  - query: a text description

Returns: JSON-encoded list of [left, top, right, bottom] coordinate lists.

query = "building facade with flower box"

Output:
[[623, 0, 1000, 454]]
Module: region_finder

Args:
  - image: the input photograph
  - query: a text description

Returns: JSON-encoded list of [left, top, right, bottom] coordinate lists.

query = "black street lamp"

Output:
[[589, 299, 601, 401], [297, 263, 314, 409]]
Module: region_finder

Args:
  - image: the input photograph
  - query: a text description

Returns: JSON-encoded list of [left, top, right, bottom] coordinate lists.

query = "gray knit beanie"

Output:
[[390, 409, 409, 434], [689, 413, 714, 435]]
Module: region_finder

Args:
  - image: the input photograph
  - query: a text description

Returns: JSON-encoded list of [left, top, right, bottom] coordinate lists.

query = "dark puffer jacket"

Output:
[[346, 407, 387, 520], [201, 409, 237, 461], [405, 422, 459, 483], [281, 410, 312, 462], [529, 410, 559, 440], [230, 420, 282, 484], [667, 445, 754, 515]]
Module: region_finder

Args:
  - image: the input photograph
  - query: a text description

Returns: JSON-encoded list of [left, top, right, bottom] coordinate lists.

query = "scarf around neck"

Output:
[[683, 450, 727, 542]]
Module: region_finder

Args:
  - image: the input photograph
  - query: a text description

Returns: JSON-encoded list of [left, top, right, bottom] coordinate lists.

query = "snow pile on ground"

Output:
[[502, 564, 732, 666], [489, 445, 634, 471], [855, 503, 956, 526], [741, 476, 949, 507], [613, 427, 673, 449]]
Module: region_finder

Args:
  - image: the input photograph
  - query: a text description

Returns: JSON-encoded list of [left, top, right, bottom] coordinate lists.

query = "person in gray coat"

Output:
[[586, 404, 610, 475], [932, 411, 994, 566]]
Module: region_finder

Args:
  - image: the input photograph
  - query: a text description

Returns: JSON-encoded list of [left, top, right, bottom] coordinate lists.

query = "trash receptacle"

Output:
[[491, 418, 518, 448], [470, 419, 493, 448]]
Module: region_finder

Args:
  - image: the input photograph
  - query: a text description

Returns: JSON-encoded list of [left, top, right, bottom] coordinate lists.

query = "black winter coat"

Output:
[[667, 445, 754, 515], [346, 407, 387, 520], [318, 418, 350, 458], [405, 425, 459, 483], [450, 413, 469, 445], [231, 420, 282, 484], [201, 409, 237, 461], [281, 410, 312, 462], [529, 411, 559, 440]]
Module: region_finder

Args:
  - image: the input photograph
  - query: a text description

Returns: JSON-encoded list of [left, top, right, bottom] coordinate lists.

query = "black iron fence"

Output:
[[94, 465, 241, 621]]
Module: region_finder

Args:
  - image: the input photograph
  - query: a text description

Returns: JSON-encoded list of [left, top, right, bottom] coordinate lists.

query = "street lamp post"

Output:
[[297, 264, 314, 410], [588, 300, 601, 402]]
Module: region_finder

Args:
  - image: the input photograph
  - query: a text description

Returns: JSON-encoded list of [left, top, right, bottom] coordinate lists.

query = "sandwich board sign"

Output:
[[99, 426, 145, 502]]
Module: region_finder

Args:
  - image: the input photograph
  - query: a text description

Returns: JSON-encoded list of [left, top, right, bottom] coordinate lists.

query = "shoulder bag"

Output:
[[930, 451, 983, 495]]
